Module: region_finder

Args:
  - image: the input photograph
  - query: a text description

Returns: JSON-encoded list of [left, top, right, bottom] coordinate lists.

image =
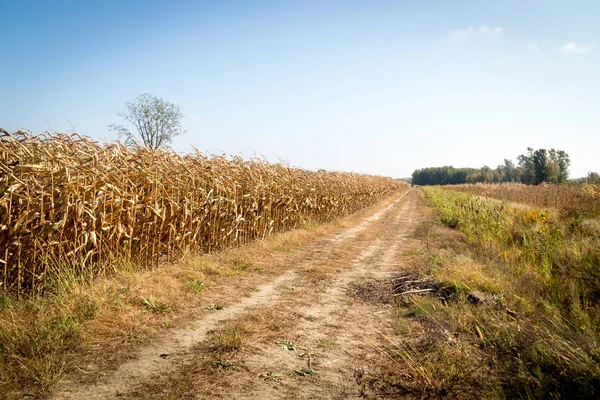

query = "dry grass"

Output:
[[448, 182, 600, 217], [414, 187, 600, 398], [355, 186, 600, 398], [0, 129, 407, 295]]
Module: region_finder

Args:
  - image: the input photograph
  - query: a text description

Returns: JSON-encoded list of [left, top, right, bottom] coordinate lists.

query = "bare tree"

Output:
[[109, 93, 185, 148]]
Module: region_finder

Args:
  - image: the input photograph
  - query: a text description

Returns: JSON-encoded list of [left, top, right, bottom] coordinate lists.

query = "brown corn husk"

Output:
[[0, 129, 408, 295]]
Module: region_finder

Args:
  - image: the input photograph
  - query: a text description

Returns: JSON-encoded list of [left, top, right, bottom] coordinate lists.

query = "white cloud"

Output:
[[527, 41, 540, 53], [559, 42, 594, 54], [450, 26, 503, 39], [450, 27, 474, 39], [479, 26, 503, 35]]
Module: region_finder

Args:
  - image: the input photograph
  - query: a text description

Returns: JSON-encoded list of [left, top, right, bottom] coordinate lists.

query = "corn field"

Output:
[[0, 129, 408, 295], [446, 183, 600, 216]]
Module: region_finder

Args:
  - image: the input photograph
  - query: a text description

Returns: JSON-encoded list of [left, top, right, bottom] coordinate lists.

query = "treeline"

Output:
[[412, 148, 571, 186]]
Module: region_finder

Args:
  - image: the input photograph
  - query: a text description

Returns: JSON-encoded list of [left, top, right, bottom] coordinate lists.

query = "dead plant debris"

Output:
[[348, 279, 392, 304], [392, 272, 455, 300]]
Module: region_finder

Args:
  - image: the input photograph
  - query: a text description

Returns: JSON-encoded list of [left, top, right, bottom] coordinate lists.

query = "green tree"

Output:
[[548, 149, 570, 183], [586, 171, 600, 184], [109, 93, 186, 148], [518, 148, 536, 184], [501, 159, 517, 182], [533, 149, 549, 184], [412, 148, 570, 186]]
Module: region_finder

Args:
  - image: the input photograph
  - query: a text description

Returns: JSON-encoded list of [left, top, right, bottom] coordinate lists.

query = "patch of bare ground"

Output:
[[43, 191, 412, 399]]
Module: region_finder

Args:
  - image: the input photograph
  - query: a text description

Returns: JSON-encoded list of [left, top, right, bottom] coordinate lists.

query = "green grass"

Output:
[[211, 324, 247, 353], [184, 279, 205, 293], [141, 298, 170, 313], [416, 187, 600, 398]]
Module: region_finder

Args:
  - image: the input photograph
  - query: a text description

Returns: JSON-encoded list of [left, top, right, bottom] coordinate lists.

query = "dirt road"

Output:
[[52, 189, 420, 399]]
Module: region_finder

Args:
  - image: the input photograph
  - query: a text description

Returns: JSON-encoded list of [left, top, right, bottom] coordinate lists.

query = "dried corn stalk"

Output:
[[0, 129, 408, 295]]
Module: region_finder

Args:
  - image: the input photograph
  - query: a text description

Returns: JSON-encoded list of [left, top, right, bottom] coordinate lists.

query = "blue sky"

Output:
[[1, 0, 598, 178]]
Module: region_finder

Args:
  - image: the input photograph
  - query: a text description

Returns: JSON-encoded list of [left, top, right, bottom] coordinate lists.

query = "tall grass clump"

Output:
[[0, 129, 407, 295]]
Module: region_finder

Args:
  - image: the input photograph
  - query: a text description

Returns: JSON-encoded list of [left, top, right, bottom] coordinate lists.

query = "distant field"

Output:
[[0, 130, 407, 295], [445, 182, 600, 216]]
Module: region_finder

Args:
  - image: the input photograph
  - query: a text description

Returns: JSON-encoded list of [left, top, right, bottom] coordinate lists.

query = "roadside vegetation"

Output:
[[0, 201, 393, 397], [0, 244, 261, 394], [381, 187, 600, 398], [0, 129, 408, 396]]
